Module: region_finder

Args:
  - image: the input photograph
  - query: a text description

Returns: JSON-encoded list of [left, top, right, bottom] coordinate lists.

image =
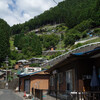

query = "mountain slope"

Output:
[[11, 0, 100, 35]]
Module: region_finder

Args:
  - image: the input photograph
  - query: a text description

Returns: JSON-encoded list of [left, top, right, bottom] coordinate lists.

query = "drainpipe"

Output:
[[75, 66, 79, 100], [19, 77, 20, 92]]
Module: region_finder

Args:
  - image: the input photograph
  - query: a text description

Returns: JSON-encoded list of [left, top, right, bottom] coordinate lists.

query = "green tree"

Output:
[[0, 19, 10, 64], [11, 0, 99, 35]]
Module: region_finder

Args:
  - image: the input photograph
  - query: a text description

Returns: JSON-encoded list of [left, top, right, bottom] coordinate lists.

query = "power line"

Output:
[[53, 0, 58, 4]]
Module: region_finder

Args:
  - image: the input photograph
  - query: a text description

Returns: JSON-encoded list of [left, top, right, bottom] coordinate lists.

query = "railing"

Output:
[[32, 89, 100, 100]]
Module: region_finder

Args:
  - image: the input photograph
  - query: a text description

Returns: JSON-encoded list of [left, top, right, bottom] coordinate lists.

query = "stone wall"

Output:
[[0, 82, 5, 89], [8, 78, 19, 90], [42, 50, 65, 56]]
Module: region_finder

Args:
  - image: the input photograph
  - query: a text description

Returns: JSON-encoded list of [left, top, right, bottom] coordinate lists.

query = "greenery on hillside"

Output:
[[0, 18, 10, 65], [64, 19, 95, 46], [39, 33, 60, 50], [11, 0, 100, 35], [0, 0, 100, 67], [14, 32, 42, 57], [10, 0, 100, 56], [70, 37, 100, 50]]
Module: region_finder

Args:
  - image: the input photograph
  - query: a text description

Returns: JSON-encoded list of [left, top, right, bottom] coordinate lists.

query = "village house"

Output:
[[46, 47, 100, 99], [18, 70, 49, 94], [15, 58, 48, 70], [14, 60, 29, 70], [19, 67, 42, 75], [29, 57, 46, 64]]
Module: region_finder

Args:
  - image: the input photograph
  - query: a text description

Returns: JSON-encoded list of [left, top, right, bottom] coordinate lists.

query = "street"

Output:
[[0, 89, 23, 100]]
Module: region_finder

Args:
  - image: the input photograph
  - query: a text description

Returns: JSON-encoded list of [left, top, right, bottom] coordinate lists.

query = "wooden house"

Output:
[[46, 47, 100, 95], [18, 70, 49, 94]]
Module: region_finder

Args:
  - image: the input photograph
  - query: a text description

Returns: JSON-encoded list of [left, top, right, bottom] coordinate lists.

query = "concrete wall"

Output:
[[8, 78, 19, 90], [0, 82, 5, 89], [42, 50, 65, 56]]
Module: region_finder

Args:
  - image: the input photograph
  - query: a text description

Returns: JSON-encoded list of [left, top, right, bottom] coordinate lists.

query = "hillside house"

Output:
[[19, 67, 42, 75], [14, 60, 29, 70], [29, 58, 46, 64]]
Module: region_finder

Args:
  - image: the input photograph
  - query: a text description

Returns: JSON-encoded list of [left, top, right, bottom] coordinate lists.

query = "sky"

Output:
[[0, 0, 63, 26]]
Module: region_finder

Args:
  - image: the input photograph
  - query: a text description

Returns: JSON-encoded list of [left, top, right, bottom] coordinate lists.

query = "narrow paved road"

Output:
[[0, 89, 23, 100]]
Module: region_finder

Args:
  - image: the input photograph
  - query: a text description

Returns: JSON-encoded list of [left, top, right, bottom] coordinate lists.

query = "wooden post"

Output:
[[19, 77, 20, 92], [40, 90, 43, 100]]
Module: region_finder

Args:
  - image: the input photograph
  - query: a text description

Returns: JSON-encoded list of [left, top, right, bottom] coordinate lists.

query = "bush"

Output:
[[82, 30, 88, 38], [30, 63, 40, 67], [10, 50, 18, 60], [64, 29, 81, 47], [94, 28, 100, 36], [49, 52, 62, 59], [74, 19, 95, 32], [71, 43, 83, 49]]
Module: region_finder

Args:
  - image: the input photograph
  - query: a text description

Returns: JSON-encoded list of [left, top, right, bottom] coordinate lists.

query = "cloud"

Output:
[[0, 0, 63, 26]]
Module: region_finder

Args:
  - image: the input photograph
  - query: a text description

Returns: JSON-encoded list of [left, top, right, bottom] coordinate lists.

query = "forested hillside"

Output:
[[0, 0, 100, 67], [11, 0, 100, 35], [0, 19, 10, 64]]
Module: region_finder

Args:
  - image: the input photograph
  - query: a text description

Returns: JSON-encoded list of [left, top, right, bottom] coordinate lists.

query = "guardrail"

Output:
[[41, 42, 100, 68]]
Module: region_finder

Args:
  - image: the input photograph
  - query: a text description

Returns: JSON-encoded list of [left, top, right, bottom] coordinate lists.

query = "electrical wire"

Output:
[[53, 0, 58, 4]]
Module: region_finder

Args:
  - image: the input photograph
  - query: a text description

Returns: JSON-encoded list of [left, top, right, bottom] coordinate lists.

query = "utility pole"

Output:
[[5, 56, 9, 89]]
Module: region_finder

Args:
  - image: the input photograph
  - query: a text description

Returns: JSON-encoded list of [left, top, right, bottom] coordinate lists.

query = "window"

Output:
[[58, 72, 63, 84], [66, 70, 73, 91], [50, 76, 54, 86]]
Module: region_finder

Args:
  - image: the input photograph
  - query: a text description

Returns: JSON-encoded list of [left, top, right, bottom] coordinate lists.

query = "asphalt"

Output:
[[0, 89, 23, 100], [15, 91, 32, 100]]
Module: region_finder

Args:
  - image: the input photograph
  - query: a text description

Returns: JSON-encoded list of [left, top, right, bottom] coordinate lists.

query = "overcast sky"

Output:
[[0, 0, 63, 26]]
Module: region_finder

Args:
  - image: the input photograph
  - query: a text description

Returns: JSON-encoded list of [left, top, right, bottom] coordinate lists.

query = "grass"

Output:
[[9, 37, 15, 50], [56, 41, 65, 50], [83, 37, 100, 44]]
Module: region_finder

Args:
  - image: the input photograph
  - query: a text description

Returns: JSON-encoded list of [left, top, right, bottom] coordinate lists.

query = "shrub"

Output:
[[30, 63, 40, 67], [74, 19, 95, 32], [49, 52, 62, 59], [94, 28, 100, 36]]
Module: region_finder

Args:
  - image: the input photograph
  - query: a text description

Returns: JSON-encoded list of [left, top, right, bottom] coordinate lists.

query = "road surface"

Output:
[[0, 89, 23, 100]]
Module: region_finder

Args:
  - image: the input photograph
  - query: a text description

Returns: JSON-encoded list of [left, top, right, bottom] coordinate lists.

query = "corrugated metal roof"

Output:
[[18, 69, 48, 77], [46, 47, 100, 72], [72, 47, 100, 56]]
